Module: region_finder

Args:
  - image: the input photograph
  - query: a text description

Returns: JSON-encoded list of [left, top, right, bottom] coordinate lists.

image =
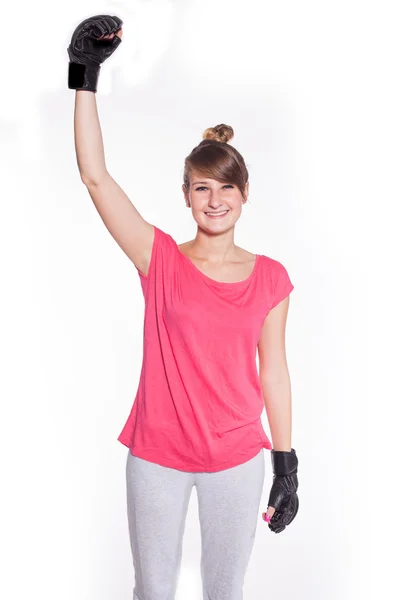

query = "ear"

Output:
[[182, 184, 190, 207], [243, 181, 249, 203]]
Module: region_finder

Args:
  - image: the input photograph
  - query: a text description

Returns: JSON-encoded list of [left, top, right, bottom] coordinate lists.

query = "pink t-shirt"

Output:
[[117, 225, 294, 472]]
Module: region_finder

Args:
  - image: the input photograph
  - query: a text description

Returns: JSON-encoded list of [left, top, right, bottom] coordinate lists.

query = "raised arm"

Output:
[[69, 17, 154, 276]]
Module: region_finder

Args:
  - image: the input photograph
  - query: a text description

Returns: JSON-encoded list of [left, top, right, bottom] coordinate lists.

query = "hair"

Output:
[[183, 124, 249, 200]]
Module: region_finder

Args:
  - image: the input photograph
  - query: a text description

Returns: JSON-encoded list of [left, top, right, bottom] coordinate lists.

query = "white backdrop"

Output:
[[1, 0, 398, 599]]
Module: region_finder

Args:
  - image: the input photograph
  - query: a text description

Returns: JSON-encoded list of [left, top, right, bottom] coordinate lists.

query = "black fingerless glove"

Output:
[[67, 14, 123, 93], [267, 448, 299, 534]]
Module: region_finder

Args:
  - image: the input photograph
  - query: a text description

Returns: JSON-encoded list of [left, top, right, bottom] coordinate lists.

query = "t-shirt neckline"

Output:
[[174, 240, 260, 286]]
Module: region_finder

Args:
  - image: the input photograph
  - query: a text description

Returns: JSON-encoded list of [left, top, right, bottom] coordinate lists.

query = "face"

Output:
[[182, 173, 249, 232]]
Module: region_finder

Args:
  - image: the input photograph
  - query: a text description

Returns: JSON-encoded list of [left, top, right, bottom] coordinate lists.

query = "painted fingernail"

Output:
[[262, 513, 270, 522], [263, 514, 271, 522]]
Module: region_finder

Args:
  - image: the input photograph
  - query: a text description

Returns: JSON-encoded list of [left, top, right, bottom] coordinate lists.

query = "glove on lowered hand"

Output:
[[67, 14, 123, 92], [267, 448, 299, 534]]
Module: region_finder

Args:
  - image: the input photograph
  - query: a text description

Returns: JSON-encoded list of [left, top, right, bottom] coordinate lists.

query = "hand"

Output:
[[262, 448, 299, 534], [67, 15, 124, 92]]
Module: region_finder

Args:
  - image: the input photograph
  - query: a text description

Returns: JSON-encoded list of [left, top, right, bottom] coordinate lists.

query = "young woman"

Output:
[[67, 14, 299, 600]]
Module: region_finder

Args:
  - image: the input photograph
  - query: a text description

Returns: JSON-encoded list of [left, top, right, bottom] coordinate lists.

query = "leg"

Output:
[[196, 450, 265, 600], [125, 450, 195, 600]]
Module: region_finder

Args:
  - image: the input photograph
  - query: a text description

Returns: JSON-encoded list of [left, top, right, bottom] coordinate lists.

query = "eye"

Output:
[[195, 184, 234, 191]]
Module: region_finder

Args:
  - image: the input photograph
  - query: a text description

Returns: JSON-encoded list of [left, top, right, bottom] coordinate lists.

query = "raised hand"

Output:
[[67, 15, 124, 92]]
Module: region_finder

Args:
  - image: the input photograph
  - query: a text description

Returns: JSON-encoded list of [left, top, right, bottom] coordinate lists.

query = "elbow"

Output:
[[80, 171, 108, 187], [260, 367, 290, 388]]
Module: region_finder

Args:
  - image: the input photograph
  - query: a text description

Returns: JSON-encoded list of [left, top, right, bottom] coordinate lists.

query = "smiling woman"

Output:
[[180, 125, 254, 238], [67, 14, 297, 597]]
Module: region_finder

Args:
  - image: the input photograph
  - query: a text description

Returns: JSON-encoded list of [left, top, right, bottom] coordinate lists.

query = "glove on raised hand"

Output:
[[67, 14, 123, 92], [267, 448, 299, 534]]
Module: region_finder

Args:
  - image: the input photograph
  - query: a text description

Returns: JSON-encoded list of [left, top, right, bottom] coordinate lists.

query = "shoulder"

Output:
[[140, 226, 179, 277], [258, 254, 294, 309], [153, 225, 179, 250], [236, 245, 285, 271], [258, 254, 289, 275], [258, 254, 294, 290]]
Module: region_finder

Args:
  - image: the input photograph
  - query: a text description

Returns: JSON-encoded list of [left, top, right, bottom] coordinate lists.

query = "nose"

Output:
[[207, 192, 225, 209]]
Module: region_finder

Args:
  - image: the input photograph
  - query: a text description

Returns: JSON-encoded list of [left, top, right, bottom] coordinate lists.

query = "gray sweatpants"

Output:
[[125, 448, 265, 600]]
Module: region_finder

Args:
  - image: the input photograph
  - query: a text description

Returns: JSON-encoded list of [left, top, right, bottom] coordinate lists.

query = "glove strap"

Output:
[[68, 62, 101, 93], [270, 448, 298, 476]]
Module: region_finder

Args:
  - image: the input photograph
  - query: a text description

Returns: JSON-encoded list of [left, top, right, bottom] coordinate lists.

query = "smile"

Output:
[[204, 211, 229, 219]]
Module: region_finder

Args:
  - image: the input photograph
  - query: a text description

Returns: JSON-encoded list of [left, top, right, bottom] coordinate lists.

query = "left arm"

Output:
[[258, 295, 292, 452]]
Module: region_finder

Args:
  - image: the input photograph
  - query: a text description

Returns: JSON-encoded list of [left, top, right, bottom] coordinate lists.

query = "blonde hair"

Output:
[[202, 124, 234, 144]]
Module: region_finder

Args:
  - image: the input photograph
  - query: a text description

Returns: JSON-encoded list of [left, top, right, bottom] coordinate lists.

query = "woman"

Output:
[[67, 14, 299, 600]]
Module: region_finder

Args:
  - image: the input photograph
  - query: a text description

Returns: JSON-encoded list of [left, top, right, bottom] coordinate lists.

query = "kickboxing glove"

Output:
[[67, 15, 123, 92], [267, 448, 299, 534]]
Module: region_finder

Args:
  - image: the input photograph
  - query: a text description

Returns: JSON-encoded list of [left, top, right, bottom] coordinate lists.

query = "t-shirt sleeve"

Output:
[[135, 225, 160, 280], [134, 225, 177, 300], [269, 259, 294, 310]]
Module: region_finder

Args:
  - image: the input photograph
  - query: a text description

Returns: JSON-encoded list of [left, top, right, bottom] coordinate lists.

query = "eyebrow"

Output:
[[192, 181, 210, 186]]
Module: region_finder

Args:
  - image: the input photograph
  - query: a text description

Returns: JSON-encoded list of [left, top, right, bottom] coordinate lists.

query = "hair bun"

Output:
[[202, 124, 234, 144]]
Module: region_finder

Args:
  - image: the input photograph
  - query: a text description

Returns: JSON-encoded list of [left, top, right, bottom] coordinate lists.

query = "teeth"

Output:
[[206, 211, 228, 215]]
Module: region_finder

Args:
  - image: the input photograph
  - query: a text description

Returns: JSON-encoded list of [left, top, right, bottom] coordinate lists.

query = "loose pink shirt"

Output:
[[117, 225, 294, 472]]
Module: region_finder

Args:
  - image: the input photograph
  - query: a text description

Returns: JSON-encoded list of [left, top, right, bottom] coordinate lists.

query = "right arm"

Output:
[[73, 90, 154, 276]]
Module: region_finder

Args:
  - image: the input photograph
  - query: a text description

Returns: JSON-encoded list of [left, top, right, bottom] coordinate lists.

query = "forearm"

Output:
[[73, 90, 108, 184], [261, 374, 292, 452]]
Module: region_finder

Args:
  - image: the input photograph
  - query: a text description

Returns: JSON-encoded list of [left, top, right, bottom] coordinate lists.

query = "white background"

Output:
[[1, 0, 398, 598]]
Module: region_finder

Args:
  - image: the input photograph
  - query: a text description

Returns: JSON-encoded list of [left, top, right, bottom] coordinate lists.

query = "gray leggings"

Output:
[[125, 448, 265, 600]]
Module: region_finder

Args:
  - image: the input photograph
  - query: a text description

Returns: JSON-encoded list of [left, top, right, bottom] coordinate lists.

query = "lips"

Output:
[[205, 210, 229, 219]]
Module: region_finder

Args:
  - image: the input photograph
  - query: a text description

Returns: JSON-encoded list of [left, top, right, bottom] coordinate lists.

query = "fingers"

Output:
[[98, 28, 123, 40], [262, 506, 276, 523]]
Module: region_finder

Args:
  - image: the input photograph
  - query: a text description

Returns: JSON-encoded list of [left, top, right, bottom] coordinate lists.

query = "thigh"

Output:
[[196, 450, 265, 600], [126, 451, 195, 600]]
